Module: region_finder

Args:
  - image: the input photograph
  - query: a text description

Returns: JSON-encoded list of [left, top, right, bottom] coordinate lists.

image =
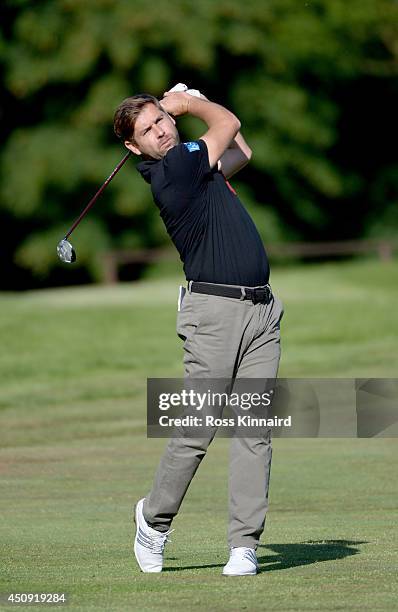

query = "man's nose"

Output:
[[154, 124, 165, 137]]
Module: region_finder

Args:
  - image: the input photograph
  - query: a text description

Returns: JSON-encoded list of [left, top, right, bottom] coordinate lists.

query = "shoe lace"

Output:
[[147, 528, 174, 554], [231, 547, 257, 563]]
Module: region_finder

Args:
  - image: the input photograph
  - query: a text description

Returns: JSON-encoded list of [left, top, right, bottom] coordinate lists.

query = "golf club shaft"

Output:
[[64, 151, 132, 239]]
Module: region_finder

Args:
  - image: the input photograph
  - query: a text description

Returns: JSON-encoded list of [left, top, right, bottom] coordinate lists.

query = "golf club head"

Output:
[[57, 239, 76, 264]]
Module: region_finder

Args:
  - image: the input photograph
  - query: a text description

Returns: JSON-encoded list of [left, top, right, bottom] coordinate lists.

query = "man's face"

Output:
[[125, 103, 179, 160]]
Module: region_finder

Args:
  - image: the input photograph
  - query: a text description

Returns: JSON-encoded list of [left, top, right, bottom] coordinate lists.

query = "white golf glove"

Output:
[[168, 82, 202, 98]]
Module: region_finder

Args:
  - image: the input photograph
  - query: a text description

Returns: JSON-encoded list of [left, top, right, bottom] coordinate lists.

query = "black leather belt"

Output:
[[189, 281, 272, 305]]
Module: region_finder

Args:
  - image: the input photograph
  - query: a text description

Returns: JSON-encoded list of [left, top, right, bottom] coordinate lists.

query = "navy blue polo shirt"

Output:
[[136, 139, 270, 286]]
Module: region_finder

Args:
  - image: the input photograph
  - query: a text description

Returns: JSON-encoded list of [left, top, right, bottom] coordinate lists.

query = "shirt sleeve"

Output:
[[163, 139, 211, 196]]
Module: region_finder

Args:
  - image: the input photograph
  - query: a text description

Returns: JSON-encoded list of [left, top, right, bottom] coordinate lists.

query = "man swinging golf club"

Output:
[[113, 85, 284, 576]]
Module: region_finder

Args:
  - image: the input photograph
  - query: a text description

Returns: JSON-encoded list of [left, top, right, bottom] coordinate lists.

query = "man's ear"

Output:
[[124, 140, 141, 156]]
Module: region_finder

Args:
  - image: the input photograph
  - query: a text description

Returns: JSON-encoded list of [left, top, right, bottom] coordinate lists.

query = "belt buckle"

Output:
[[252, 286, 270, 305]]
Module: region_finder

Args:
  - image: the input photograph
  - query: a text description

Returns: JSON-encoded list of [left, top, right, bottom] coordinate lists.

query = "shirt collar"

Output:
[[136, 159, 159, 184]]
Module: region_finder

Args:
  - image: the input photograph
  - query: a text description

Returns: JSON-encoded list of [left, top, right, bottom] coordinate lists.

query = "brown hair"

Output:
[[113, 94, 161, 142]]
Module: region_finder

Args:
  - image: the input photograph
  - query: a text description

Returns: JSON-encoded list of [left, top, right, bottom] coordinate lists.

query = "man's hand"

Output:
[[160, 92, 192, 117]]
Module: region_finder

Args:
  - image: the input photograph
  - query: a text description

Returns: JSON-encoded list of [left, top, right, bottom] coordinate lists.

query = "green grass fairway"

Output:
[[1, 259, 398, 611]]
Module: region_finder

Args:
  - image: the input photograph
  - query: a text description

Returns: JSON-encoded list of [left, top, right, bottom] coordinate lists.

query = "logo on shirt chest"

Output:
[[184, 141, 200, 152]]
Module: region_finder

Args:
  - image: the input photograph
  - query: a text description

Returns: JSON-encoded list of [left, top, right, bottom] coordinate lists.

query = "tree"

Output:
[[1, 0, 397, 288]]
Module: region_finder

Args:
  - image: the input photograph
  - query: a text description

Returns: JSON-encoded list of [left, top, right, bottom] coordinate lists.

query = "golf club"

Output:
[[57, 151, 132, 263]]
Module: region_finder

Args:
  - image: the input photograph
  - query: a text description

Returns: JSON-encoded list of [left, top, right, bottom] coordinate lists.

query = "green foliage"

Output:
[[1, 0, 398, 287], [15, 219, 110, 281]]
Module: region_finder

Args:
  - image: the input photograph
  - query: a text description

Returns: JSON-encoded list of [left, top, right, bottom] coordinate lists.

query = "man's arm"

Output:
[[192, 90, 252, 178], [160, 92, 240, 169], [163, 89, 251, 179], [218, 132, 252, 179]]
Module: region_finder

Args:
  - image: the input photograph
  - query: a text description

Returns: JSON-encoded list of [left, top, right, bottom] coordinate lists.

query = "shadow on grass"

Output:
[[257, 539, 367, 572], [163, 539, 366, 573]]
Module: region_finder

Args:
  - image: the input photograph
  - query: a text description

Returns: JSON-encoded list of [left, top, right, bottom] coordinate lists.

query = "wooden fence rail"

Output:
[[99, 239, 397, 284]]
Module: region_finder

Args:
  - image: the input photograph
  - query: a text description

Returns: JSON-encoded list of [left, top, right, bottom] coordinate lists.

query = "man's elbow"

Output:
[[232, 116, 241, 136]]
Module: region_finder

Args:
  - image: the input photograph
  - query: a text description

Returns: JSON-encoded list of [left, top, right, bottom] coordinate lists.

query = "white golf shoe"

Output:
[[133, 498, 173, 573], [222, 547, 259, 576]]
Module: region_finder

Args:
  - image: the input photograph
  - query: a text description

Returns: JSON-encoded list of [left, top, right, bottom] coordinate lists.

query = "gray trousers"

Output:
[[143, 285, 284, 549]]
